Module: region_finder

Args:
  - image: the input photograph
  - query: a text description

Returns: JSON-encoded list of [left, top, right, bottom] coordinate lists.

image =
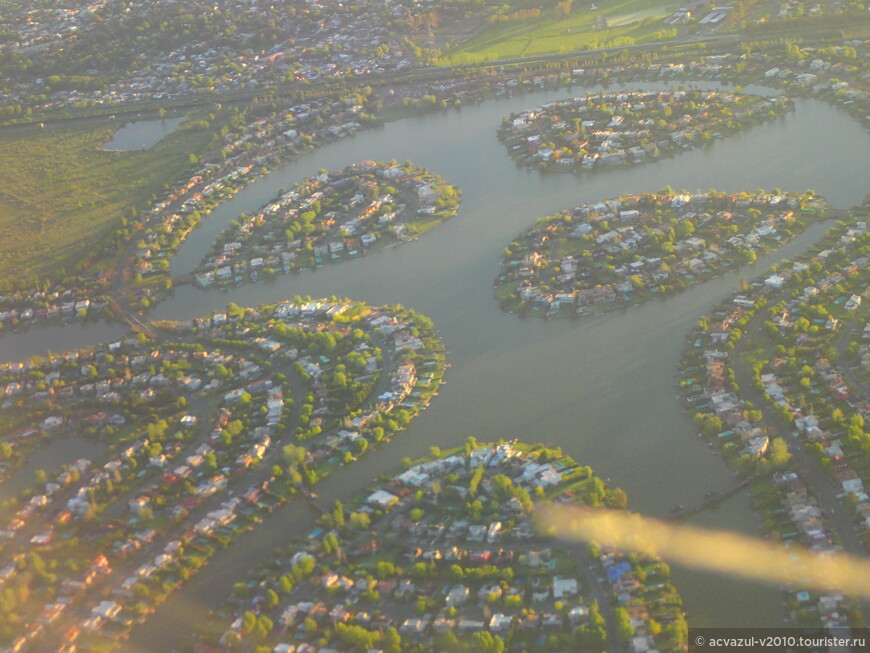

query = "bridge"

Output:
[[104, 298, 160, 340], [120, 313, 159, 340], [666, 476, 755, 521]]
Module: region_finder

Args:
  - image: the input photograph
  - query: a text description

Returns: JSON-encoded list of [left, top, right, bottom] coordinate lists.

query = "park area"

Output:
[[0, 116, 210, 286], [439, 0, 681, 65]]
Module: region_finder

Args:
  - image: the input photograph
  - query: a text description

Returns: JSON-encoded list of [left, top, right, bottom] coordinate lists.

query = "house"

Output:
[[446, 585, 469, 607], [569, 605, 589, 625], [553, 576, 579, 599], [366, 490, 398, 509], [467, 525, 486, 542], [489, 613, 512, 632], [128, 496, 151, 515], [399, 618, 428, 637], [92, 601, 121, 620], [765, 274, 786, 289], [457, 619, 485, 634]]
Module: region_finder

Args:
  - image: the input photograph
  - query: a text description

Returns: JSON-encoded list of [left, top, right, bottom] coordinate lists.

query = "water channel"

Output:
[[3, 83, 870, 649]]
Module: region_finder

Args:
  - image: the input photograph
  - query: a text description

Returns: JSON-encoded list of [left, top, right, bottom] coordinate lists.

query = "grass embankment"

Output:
[[0, 118, 211, 284], [439, 0, 678, 65]]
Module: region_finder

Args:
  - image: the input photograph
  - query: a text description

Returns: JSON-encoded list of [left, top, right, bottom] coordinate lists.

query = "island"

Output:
[[495, 189, 828, 317], [193, 161, 461, 288], [0, 298, 445, 651], [193, 440, 687, 653], [498, 90, 792, 173]]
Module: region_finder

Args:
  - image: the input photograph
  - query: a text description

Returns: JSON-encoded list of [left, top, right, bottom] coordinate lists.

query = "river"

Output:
[[3, 83, 870, 648]]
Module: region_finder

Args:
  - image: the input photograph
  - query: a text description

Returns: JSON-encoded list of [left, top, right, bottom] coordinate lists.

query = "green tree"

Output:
[[769, 437, 791, 469], [333, 500, 345, 527], [383, 626, 402, 653], [241, 611, 257, 635], [349, 511, 371, 529], [255, 614, 273, 641], [614, 606, 634, 640]]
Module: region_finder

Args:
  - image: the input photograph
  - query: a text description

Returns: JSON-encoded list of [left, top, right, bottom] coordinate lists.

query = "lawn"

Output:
[[0, 116, 212, 285], [439, 0, 679, 65]]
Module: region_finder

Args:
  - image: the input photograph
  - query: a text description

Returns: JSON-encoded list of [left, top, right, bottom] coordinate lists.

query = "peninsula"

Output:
[[498, 90, 792, 173], [678, 209, 870, 627], [194, 441, 687, 653], [193, 161, 460, 288], [496, 190, 828, 317], [0, 298, 444, 651]]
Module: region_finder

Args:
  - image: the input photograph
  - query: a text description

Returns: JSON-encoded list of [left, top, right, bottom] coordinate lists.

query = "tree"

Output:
[[283, 443, 307, 466], [467, 498, 484, 520], [383, 626, 402, 653], [769, 437, 791, 469], [255, 614, 273, 641], [333, 500, 345, 527], [336, 623, 378, 649], [606, 487, 628, 509], [471, 631, 504, 653], [434, 631, 459, 650], [469, 465, 484, 496], [241, 611, 257, 635], [204, 451, 217, 474], [614, 606, 634, 640], [349, 512, 371, 529]]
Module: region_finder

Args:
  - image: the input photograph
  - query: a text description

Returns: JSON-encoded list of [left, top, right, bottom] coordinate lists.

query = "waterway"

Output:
[[101, 117, 184, 151], [3, 83, 870, 648]]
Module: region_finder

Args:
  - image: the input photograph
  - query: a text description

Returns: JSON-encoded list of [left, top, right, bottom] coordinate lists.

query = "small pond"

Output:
[[102, 117, 184, 150]]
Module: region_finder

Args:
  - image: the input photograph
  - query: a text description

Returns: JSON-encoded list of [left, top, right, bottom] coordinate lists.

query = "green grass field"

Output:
[[0, 118, 211, 283], [440, 0, 679, 65]]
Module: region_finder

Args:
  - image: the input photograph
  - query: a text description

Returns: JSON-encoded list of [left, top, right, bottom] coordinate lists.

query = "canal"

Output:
[[2, 82, 870, 648]]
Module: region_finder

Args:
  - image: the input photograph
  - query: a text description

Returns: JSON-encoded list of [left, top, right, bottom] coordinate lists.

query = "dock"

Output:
[[299, 486, 326, 515]]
